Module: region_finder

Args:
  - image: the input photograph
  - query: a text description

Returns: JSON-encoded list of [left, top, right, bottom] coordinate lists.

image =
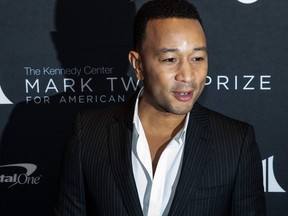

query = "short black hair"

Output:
[[133, 0, 203, 51]]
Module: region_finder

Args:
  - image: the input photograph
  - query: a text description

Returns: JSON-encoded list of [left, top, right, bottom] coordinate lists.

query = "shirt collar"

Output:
[[133, 87, 144, 135]]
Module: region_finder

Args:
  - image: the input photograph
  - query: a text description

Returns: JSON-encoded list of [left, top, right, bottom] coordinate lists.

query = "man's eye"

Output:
[[163, 58, 176, 62], [193, 57, 204, 62]]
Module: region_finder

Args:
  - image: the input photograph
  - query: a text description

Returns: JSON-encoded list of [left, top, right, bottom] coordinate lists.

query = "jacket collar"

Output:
[[108, 96, 143, 216], [168, 102, 214, 215]]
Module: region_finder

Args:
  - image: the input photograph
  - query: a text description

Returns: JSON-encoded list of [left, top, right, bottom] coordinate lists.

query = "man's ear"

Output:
[[128, 51, 144, 80]]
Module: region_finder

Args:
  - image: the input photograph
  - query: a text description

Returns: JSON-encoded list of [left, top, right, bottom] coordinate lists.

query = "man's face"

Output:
[[131, 18, 208, 116]]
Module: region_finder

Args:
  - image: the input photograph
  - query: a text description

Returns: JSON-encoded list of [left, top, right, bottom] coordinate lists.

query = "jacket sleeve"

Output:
[[54, 113, 87, 216], [231, 125, 266, 216]]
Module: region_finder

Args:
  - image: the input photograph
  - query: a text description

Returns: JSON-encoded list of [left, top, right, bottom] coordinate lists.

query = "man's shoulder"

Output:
[[192, 103, 255, 147], [195, 103, 251, 132], [78, 98, 135, 124]]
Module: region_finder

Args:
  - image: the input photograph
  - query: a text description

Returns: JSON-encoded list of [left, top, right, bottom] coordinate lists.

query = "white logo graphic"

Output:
[[262, 156, 285, 192], [0, 85, 13, 104], [237, 0, 258, 4], [0, 163, 41, 188]]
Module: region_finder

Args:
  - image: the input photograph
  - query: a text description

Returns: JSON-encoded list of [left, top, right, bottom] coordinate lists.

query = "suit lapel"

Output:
[[168, 103, 214, 215], [108, 101, 143, 216]]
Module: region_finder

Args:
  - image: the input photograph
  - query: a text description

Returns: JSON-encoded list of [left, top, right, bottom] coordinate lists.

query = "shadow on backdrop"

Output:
[[0, 1, 136, 215]]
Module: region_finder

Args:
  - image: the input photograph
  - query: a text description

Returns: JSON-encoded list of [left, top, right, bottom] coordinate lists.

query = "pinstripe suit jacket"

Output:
[[55, 98, 266, 216]]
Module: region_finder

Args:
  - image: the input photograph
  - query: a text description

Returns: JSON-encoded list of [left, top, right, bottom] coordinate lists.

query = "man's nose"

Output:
[[175, 60, 195, 83]]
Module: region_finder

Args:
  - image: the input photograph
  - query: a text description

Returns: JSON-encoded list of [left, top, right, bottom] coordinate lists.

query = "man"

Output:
[[55, 0, 266, 215]]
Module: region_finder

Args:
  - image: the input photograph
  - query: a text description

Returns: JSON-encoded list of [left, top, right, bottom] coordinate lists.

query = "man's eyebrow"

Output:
[[194, 46, 208, 52], [158, 46, 208, 54], [158, 48, 180, 54]]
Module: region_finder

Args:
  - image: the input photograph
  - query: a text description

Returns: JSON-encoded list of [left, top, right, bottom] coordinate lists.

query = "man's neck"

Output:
[[138, 98, 186, 136], [138, 98, 186, 173]]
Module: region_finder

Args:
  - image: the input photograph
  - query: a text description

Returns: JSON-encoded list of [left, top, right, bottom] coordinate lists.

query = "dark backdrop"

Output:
[[0, 0, 287, 215]]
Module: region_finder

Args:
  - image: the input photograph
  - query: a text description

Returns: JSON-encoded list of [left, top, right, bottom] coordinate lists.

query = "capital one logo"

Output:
[[0, 85, 13, 104], [237, 0, 258, 4], [0, 163, 41, 188], [262, 156, 286, 193]]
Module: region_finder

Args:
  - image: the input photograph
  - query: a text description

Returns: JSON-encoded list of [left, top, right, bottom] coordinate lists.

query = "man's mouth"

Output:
[[173, 91, 193, 102]]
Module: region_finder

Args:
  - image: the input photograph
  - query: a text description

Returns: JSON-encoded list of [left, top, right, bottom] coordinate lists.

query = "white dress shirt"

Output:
[[131, 88, 190, 216]]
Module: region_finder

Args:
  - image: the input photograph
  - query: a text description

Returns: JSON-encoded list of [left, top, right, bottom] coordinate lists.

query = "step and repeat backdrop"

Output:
[[0, 0, 287, 215]]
